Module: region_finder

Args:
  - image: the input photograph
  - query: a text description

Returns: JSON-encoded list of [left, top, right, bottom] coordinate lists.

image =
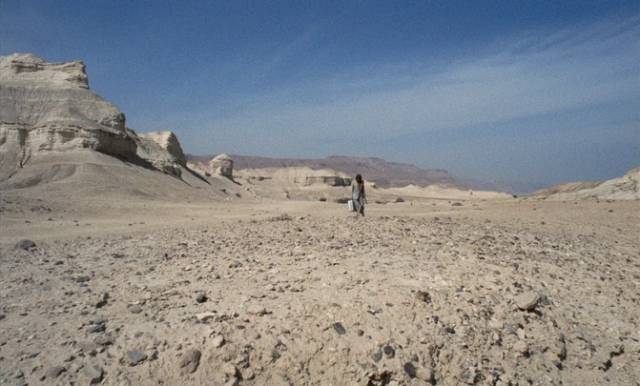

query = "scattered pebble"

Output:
[[383, 345, 395, 358], [15, 239, 36, 251], [126, 350, 148, 366], [515, 291, 540, 311], [83, 365, 104, 384], [179, 349, 201, 374], [44, 366, 65, 379], [332, 322, 346, 335], [195, 293, 208, 303]]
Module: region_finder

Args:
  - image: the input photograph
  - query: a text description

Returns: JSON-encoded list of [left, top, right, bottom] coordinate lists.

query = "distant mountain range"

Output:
[[187, 154, 508, 192]]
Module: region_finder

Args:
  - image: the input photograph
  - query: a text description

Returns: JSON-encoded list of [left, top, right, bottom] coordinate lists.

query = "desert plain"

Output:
[[1, 185, 639, 386]]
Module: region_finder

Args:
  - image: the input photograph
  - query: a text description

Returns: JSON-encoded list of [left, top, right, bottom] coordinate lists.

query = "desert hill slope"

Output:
[[531, 167, 640, 200]]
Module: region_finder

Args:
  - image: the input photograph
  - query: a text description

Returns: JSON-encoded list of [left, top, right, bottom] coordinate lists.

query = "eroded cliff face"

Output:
[[0, 54, 190, 181], [0, 53, 137, 178]]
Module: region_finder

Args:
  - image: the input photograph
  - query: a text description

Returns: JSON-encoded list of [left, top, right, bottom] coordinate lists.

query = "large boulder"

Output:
[[209, 153, 233, 179], [138, 131, 186, 166], [0, 53, 137, 179], [136, 131, 187, 177]]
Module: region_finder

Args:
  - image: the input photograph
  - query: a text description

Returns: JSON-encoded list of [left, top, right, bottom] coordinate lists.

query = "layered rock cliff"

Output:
[[0, 53, 187, 180]]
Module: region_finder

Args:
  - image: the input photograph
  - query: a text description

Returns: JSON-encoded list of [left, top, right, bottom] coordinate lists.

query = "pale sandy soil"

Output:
[[0, 198, 639, 386]]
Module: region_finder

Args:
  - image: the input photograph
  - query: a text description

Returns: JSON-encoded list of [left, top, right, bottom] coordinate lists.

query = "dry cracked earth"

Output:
[[0, 201, 639, 386]]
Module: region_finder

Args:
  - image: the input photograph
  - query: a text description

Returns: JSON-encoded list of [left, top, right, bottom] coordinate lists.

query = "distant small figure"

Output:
[[352, 174, 366, 216]]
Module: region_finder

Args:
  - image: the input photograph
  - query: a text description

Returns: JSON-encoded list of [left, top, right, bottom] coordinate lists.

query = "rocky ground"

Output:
[[0, 200, 639, 386]]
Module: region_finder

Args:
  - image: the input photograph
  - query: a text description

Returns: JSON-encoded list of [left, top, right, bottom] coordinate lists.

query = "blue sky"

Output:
[[1, 0, 638, 191]]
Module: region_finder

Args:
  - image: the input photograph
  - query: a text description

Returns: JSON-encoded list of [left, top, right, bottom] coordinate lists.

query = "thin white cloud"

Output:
[[189, 14, 638, 151]]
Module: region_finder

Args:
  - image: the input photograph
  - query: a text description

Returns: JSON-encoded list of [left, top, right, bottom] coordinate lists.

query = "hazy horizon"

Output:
[[1, 0, 638, 191]]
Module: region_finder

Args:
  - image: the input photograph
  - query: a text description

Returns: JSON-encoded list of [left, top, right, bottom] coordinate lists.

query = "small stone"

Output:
[[383, 345, 395, 358], [416, 367, 434, 383], [211, 335, 225, 348], [128, 305, 143, 314], [403, 362, 417, 378], [126, 350, 148, 366], [513, 340, 529, 356], [86, 323, 106, 334], [515, 291, 540, 311], [242, 368, 255, 380], [15, 239, 36, 251], [461, 366, 477, 384], [223, 363, 238, 378], [83, 365, 104, 384], [196, 312, 216, 322], [74, 275, 91, 283], [371, 351, 383, 362], [179, 349, 202, 374], [332, 322, 346, 335], [45, 366, 66, 379], [79, 341, 100, 356], [247, 305, 268, 316], [195, 293, 208, 303], [95, 292, 109, 308], [94, 334, 115, 346], [416, 290, 431, 303]]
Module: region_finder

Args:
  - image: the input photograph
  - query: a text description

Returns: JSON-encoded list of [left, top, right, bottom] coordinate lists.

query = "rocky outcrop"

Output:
[[138, 131, 186, 166], [0, 53, 196, 181], [0, 53, 137, 179], [209, 154, 233, 179], [136, 131, 187, 177]]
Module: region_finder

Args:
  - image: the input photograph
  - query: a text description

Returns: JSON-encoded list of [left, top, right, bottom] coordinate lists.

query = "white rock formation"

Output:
[[0, 53, 137, 179], [0, 53, 193, 181], [0, 54, 136, 153], [136, 131, 187, 177], [138, 131, 186, 166], [209, 153, 233, 178]]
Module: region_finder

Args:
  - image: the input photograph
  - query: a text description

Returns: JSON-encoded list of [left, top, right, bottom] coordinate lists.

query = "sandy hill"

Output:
[[531, 167, 640, 200]]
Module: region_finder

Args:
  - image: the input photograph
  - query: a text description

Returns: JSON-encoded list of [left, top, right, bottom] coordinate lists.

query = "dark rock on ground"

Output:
[[126, 350, 148, 366], [383, 345, 395, 358], [95, 292, 109, 308], [15, 239, 36, 251], [332, 322, 346, 335], [195, 293, 208, 303], [404, 362, 417, 377]]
